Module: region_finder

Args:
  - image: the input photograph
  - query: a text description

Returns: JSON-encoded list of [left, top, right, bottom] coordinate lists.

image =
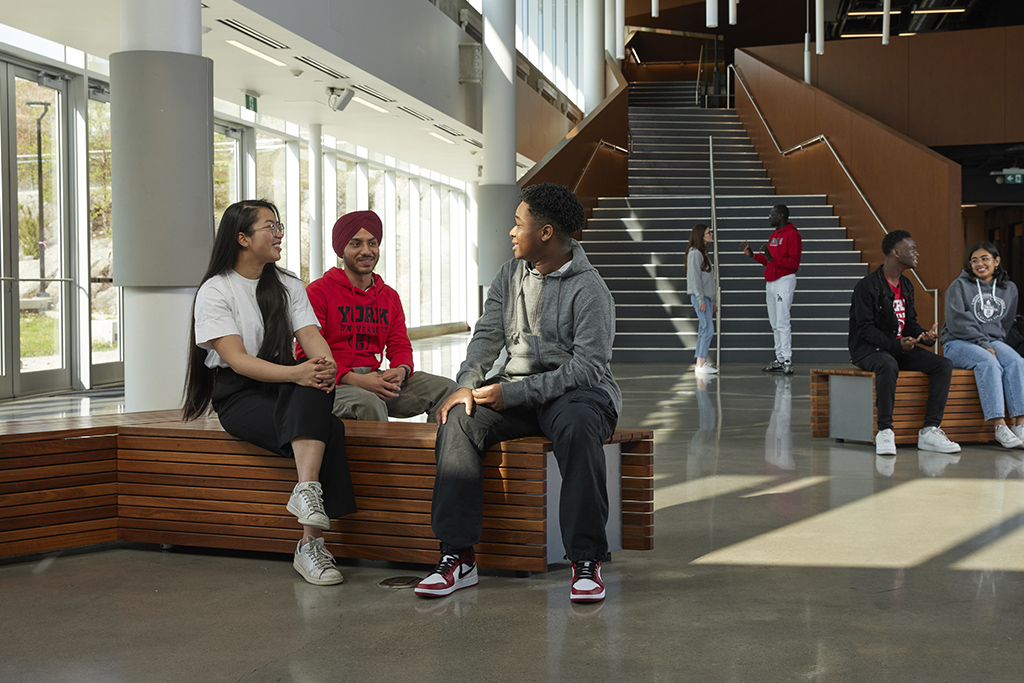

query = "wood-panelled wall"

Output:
[[745, 26, 1024, 148], [734, 49, 962, 330], [518, 54, 629, 218]]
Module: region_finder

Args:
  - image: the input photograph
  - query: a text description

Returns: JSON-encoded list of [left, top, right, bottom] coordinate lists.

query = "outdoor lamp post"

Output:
[[27, 101, 50, 298]]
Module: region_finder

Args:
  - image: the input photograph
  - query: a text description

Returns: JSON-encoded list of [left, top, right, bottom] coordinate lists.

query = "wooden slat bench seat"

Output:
[[1, 411, 654, 573], [811, 368, 991, 445], [0, 410, 182, 557]]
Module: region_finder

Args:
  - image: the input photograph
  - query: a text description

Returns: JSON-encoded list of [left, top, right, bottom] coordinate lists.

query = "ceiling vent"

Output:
[[351, 83, 395, 103], [465, 138, 483, 149], [217, 18, 289, 50], [398, 106, 433, 121], [295, 56, 347, 80], [433, 123, 463, 137]]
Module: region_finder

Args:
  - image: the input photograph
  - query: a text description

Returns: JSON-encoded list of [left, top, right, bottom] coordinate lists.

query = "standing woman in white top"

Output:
[[686, 223, 717, 373], [183, 199, 354, 586]]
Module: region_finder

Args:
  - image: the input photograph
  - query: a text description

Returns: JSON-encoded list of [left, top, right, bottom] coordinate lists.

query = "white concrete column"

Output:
[[117, 0, 204, 412], [479, 0, 520, 284], [615, 0, 625, 59], [583, 0, 605, 114], [309, 124, 324, 279], [604, 0, 615, 57]]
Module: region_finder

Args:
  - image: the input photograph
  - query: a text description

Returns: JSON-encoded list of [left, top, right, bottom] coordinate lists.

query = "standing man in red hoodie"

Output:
[[301, 211, 456, 422], [741, 204, 802, 375]]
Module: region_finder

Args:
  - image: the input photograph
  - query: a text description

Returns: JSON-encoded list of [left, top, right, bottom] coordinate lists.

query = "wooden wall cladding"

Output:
[[518, 55, 629, 217], [747, 26, 1024, 148], [734, 49, 962, 330]]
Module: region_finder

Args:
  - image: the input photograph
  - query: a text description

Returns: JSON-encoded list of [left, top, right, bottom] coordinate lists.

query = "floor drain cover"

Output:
[[379, 576, 421, 589]]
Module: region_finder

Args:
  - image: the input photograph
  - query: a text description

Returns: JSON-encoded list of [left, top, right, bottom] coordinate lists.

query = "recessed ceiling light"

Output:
[[226, 40, 286, 66], [911, 8, 966, 14], [429, 132, 456, 145], [351, 96, 389, 114]]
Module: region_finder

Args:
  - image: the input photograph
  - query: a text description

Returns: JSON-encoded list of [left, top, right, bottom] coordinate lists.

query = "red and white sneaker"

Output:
[[570, 560, 605, 602], [414, 549, 478, 598]]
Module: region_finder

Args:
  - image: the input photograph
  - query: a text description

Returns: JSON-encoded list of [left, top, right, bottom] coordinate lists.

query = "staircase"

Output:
[[584, 81, 866, 365]]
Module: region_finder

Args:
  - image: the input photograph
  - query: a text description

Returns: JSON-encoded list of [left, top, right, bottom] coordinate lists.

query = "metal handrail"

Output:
[[709, 135, 722, 369], [572, 139, 630, 194], [695, 44, 705, 107], [725, 63, 940, 327]]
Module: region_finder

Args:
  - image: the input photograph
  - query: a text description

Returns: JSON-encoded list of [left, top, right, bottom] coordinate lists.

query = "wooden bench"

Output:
[[811, 368, 991, 445], [1, 411, 654, 573]]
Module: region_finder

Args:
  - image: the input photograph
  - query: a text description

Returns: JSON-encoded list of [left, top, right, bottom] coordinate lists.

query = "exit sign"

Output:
[[1006, 173, 1023, 184], [244, 93, 258, 113]]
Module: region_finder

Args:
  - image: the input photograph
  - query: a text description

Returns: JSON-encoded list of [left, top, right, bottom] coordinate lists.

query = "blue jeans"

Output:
[[942, 339, 1024, 421], [690, 295, 714, 361]]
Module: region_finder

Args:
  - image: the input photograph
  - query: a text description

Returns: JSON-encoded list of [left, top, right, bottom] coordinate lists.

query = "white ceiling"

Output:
[[1, 0, 504, 185]]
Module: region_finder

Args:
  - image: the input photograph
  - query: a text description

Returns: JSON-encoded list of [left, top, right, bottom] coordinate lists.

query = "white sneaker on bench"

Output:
[[287, 481, 330, 530], [875, 429, 896, 456], [917, 426, 961, 453]]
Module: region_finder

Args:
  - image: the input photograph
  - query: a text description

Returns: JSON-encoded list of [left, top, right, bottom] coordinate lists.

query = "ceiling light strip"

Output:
[[226, 40, 287, 67], [399, 106, 433, 121]]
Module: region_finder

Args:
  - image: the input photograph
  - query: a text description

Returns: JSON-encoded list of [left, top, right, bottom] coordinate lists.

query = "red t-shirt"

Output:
[[888, 278, 905, 337]]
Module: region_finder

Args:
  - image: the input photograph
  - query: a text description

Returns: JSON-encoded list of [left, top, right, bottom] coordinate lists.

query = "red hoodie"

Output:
[[752, 222, 802, 282], [297, 268, 414, 383]]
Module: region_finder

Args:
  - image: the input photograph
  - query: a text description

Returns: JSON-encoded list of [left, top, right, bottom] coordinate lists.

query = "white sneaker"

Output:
[[917, 426, 961, 453], [1011, 425, 1024, 445], [995, 424, 1024, 449], [695, 364, 718, 374], [294, 537, 344, 586], [875, 428, 896, 455], [287, 481, 331, 530]]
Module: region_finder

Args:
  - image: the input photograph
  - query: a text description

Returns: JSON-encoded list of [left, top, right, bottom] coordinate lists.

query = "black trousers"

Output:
[[211, 368, 356, 518], [854, 347, 953, 431], [430, 385, 618, 562]]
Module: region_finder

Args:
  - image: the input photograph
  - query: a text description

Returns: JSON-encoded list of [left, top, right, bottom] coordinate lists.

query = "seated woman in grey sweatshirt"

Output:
[[940, 241, 1024, 448]]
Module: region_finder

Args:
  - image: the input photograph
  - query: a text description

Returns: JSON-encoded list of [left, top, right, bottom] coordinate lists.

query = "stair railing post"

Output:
[[709, 134, 721, 370]]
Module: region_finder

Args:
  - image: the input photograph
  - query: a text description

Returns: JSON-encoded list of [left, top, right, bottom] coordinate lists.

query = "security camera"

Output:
[[327, 87, 354, 112]]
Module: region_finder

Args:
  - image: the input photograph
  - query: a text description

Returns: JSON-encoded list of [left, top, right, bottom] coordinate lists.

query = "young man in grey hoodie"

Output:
[[414, 183, 621, 603]]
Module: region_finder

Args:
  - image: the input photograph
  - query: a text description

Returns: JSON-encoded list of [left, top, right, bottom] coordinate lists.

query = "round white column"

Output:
[[478, 0, 520, 284], [116, 0, 207, 412], [309, 123, 324, 280], [583, 0, 606, 114]]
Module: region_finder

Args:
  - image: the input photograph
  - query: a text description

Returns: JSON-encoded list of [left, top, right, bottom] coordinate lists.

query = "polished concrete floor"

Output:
[[3, 340, 1024, 682]]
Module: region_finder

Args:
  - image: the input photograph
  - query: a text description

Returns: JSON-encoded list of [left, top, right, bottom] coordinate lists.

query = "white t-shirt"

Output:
[[194, 268, 319, 369]]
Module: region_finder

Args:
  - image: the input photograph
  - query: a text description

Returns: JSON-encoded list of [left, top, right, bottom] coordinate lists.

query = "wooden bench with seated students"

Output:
[[1, 411, 654, 573], [810, 367, 991, 445]]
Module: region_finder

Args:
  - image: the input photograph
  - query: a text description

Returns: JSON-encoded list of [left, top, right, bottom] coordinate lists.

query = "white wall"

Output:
[[236, 0, 479, 128]]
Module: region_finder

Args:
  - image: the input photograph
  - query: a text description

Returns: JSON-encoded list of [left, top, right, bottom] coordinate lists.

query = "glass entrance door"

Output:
[[0, 64, 72, 398]]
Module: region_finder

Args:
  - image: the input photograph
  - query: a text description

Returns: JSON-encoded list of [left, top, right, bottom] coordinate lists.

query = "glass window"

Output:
[[213, 127, 240, 228], [395, 174, 412, 309], [439, 187, 452, 323], [16, 77, 64, 374], [368, 168, 387, 281], [299, 144, 310, 283], [418, 182, 433, 325], [256, 131, 288, 265], [87, 97, 119, 365]]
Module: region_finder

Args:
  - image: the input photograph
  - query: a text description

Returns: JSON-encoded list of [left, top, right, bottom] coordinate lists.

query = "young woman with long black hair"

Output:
[[183, 199, 355, 585]]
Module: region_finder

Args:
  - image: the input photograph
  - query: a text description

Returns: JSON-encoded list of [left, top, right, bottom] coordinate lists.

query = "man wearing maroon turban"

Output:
[[298, 210, 456, 421]]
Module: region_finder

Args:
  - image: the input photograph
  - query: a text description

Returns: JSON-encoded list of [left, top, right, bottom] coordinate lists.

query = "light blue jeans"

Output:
[[690, 295, 714, 361], [942, 339, 1024, 421]]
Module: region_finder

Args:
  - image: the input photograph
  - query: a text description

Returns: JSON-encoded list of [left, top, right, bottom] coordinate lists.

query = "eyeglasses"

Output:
[[970, 255, 993, 265], [254, 222, 285, 237]]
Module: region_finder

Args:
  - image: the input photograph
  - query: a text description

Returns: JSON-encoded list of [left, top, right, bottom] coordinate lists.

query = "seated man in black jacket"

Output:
[[849, 230, 960, 456]]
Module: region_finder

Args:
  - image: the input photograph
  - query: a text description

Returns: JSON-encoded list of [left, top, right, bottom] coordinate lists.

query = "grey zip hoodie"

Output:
[[939, 270, 1019, 349], [457, 239, 622, 415]]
